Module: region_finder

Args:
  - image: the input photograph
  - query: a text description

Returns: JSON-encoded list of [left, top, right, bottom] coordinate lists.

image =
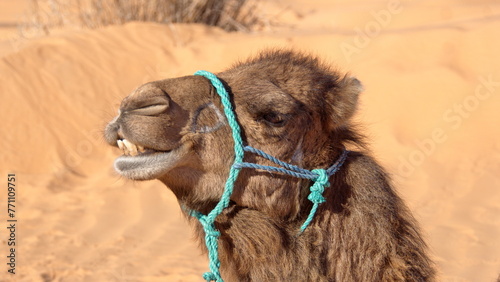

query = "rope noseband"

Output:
[[190, 70, 349, 281]]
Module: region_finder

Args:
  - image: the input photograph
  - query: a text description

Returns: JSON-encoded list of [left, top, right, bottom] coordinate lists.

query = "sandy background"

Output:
[[1, 0, 499, 281]]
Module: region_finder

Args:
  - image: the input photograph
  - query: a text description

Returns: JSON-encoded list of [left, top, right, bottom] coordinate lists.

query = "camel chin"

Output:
[[113, 140, 189, 180]]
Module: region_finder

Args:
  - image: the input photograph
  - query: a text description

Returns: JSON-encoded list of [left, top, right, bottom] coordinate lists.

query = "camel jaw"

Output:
[[113, 142, 189, 180]]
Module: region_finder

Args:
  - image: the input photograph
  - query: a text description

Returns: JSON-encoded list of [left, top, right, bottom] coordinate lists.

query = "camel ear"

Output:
[[326, 76, 363, 129]]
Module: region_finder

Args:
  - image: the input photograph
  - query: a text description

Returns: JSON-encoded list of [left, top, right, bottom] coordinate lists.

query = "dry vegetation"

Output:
[[21, 0, 262, 37]]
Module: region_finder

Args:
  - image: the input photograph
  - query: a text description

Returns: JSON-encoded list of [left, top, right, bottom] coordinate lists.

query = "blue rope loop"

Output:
[[190, 71, 350, 281], [233, 162, 317, 180], [243, 146, 312, 175]]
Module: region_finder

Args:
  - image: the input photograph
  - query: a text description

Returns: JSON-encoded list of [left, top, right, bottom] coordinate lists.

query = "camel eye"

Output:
[[131, 104, 168, 116], [262, 112, 286, 127]]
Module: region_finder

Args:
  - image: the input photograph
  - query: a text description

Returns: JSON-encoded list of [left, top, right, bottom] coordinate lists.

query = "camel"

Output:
[[104, 50, 436, 281]]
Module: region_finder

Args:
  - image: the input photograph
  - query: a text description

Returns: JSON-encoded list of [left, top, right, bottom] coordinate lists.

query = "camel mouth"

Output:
[[116, 138, 166, 157], [114, 138, 187, 180]]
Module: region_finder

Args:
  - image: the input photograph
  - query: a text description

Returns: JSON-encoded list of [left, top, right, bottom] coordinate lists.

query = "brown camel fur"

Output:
[[105, 50, 436, 281]]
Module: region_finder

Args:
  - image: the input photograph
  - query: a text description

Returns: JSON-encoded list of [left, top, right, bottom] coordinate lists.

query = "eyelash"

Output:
[[261, 112, 287, 127]]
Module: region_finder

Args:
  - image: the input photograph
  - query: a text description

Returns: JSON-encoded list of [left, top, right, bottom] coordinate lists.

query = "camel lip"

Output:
[[113, 145, 188, 180], [117, 149, 170, 158], [119, 147, 170, 157]]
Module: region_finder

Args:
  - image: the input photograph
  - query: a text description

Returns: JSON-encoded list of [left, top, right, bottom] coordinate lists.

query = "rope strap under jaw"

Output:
[[192, 70, 349, 282], [193, 70, 245, 282]]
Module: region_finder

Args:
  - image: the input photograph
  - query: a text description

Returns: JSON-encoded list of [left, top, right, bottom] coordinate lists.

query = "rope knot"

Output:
[[203, 271, 217, 281], [308, 169, 329, 203]]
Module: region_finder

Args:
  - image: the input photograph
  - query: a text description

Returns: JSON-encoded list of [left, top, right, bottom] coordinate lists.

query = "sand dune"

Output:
[[1, 0, 500, 281]]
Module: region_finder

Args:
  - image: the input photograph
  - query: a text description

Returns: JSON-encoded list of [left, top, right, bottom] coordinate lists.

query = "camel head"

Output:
[[105, 50, 363, 217]]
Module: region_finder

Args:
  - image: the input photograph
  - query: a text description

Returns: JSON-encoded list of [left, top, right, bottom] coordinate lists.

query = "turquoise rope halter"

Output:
[[191, 70, 349, 282]]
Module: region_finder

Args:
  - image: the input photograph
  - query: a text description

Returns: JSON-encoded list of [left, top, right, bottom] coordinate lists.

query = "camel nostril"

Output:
[[127, 87, 171, 116], [132, 104, 169, 116]]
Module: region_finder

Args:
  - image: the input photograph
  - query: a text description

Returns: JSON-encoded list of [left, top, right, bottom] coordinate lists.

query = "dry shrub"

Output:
[[21, 0, 262, 37]]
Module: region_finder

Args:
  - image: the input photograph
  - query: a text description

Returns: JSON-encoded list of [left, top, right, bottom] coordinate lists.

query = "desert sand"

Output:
[[1, 0, 499, 281]]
